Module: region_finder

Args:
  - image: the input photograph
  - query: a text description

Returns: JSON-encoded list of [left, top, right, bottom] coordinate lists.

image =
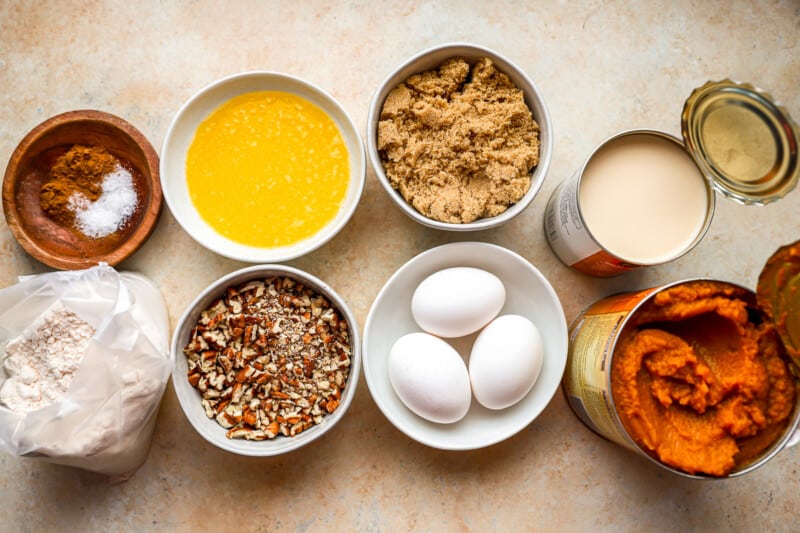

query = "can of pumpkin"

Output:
[[564, 269, 800, 478]]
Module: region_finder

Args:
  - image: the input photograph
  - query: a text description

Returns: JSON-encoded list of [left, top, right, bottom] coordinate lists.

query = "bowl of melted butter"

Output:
[[161, 72, 365, 262]]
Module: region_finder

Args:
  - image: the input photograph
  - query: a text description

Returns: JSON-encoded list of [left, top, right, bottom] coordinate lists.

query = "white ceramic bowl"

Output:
[[367, 43, 553, 231], [171, 264, 361, 456], [363, 242, 567, 450], [161, 71, 366, 262]]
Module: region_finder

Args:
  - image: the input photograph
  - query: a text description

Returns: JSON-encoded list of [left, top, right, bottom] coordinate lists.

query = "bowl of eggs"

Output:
[[363, 241, 568, 450], [161, 71, 366, 262], [366, 42, 552, 231]]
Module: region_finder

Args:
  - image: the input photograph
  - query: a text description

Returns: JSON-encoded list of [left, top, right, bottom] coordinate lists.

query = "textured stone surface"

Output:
[[0, 1, 798, 531]]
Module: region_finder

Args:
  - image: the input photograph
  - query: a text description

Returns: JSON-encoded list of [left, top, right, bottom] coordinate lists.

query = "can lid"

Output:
[[757, 240, 800, 369], [682, 80, 799, 205]]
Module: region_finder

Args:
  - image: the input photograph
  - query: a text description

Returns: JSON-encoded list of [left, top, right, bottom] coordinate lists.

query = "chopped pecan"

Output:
[[183, 276, 352, 441]]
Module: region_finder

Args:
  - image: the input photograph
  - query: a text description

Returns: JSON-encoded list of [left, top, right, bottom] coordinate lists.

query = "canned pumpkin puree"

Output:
[[563, 243, 800, 478]]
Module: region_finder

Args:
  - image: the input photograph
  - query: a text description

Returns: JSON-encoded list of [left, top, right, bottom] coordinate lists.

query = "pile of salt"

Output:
[[68, 165, 138, 238]]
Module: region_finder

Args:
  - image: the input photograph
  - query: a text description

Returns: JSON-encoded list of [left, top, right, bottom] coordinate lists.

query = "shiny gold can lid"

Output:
[[682, 80, 799, 205]]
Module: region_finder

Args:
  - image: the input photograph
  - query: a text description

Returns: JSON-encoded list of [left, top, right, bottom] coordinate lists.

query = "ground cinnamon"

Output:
[[39, 145, 118, 227]]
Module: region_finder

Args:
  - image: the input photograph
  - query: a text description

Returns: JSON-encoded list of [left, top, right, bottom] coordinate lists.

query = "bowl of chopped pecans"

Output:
[[171, 264, 360, 455]]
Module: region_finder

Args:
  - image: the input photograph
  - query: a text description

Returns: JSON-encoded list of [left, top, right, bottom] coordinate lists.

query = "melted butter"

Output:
[[186, 91, 349, 247]]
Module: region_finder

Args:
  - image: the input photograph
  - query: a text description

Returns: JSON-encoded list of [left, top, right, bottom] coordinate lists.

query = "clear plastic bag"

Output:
[[0, 264, 171, 479]]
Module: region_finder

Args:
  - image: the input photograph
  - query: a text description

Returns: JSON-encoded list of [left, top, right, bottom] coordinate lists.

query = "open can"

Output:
[[562, 241, 800, 478], [545, 80, 800, 277]]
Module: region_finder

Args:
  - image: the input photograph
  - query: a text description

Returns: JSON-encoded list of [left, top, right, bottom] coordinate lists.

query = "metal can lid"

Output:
[[757, 240, 800, 369], [682, 80, 799, 205]]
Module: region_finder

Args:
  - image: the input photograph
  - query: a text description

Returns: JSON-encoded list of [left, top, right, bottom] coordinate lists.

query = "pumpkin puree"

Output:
[[757, 240, 800, 368], [611, 281, 796, 477]]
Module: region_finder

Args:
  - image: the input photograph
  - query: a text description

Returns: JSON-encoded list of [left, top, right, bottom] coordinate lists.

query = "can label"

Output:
[[563, 289, 658, 448], [544, 172, 635, 277]]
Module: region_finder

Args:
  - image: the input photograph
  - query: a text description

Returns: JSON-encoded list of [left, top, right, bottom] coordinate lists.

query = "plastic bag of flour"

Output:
[[0, 264, 171, 479]]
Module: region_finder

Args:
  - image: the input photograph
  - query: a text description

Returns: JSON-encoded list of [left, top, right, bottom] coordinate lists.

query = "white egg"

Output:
[[469, 314, 544, 410], [388, 332, 472, 424], [411, 267, 506, 338]]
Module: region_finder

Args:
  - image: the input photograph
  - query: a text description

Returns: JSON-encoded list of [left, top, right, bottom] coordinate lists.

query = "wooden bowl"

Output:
[[2, 110, 162, 270]]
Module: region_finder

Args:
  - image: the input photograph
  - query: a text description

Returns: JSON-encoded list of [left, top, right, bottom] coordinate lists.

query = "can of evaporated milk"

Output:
[[564, 277, 800, 479], [544, 130, 715, 277], [546, 80, 800, 277]]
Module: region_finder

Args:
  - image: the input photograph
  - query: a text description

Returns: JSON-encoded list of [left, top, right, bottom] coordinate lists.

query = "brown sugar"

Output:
[[377, 57, 540, 224]]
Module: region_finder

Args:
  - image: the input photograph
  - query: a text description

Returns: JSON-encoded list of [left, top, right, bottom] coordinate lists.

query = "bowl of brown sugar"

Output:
[[2, 110, 162, 269], [367, 43, 553, 231]]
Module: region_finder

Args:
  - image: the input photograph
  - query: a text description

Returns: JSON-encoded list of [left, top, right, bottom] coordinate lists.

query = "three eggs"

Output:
[[388, 267, 545, 424]]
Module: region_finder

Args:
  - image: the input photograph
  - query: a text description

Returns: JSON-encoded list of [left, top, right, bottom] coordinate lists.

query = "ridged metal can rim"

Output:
[[681, 79, 799, 206]]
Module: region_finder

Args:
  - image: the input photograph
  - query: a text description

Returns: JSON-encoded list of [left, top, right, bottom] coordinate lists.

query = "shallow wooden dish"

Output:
[[2, 110, 162, 270]]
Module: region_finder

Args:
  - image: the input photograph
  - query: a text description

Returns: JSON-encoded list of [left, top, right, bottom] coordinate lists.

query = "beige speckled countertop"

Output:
[[1, 1, 799, 531]]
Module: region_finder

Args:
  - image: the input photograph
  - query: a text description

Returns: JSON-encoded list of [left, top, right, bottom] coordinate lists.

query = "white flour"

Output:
[[0, 302, 94, 413], [0, 266, 171, 477]]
